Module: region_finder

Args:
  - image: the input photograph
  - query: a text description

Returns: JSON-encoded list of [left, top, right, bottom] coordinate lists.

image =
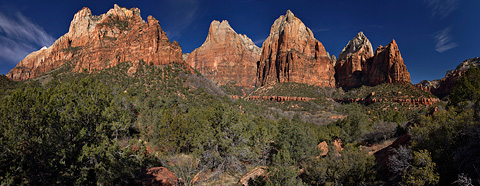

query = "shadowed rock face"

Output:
[[335, 32, 374, 88], [186, 20, 260, 88], [256, 10, 335, 87], [7, 4, 183, 81], [416, 57, 480, 97], [335, 33, 411, 89]]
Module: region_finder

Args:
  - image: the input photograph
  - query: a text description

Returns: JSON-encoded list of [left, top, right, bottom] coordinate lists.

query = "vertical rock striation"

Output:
[[256, 10, 335, 87], [186, 20, 260, 88], [335, 32, 411, 89], [7, 4, 183, 81], [335, 32, 374, 88]]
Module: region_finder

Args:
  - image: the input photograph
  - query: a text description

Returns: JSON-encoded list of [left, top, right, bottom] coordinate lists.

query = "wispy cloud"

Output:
[[434, 26, 457, 53], [163, 0, 201, 39], [425, 0, 458, 19], [254, 38, 265, 46], [0, 12, 54, 64]]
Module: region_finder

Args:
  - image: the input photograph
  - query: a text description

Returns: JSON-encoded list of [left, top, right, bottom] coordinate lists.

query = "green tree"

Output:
[[402, 150, 439, 186]]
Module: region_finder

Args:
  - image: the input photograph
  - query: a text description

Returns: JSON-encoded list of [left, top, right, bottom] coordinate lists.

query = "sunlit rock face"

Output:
[[7, 4, 183, 81], [256, 10, 335, 87], [186, 20, 260, 88]]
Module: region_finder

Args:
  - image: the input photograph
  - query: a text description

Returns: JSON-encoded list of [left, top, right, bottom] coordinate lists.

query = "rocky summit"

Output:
[[335, 32, 374, 88], [335, 33, 411, 89], [255, 10, 335, 87], [366, 39, 411, 85], [7, 4, 182, 81], [186, 20, 261, 88], [6, 6, 413, 92], [417, 57, 480, 97]]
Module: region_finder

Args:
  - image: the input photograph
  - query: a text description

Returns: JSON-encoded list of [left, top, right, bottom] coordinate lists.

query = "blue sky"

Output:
[[0, 0, 478, 83]]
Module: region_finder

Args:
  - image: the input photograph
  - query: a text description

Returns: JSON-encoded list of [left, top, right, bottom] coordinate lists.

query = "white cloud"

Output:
[[434, 26, 458, 53], [0, 12, 55, 64], [254, 38, 265, 46], [425, 0, 458, 19]]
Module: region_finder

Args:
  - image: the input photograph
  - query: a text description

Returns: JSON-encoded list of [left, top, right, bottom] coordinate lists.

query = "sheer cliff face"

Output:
[[335, 32, 374, 88], [186, 20, 261, 88], [7, 4, 183, 81], [256, 10, 335, 87], [366, 39, 411, 85], [335, 32, 411, 89]]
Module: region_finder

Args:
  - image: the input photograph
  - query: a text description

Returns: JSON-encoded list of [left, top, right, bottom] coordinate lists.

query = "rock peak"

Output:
[[339, 31, 373, 60], [256, 10, 335, 87], [186, 20, 260, 88], [7, 5, 182, 81]]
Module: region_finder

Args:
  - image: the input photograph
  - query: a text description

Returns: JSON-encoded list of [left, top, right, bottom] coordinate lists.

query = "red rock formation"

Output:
[[256, 10, 335, 87], [335, 33, 411, 89], [7, 4, 183, 81], [335, 32, 374, 88], [416, 57, 480, 98], [317, 141, 329, 157], [365, 40, 411, 85], [246, 95, 317, 102], [186, 20, 260, 88], [334, 97, 440, 105], [238, 167, 268, 186], [141, 167, 178, 186]]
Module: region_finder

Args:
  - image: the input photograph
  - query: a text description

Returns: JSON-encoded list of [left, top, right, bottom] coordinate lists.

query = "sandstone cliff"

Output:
[[366, 39, 411, 85], [186, 20, 260, 88], [335, 32, 374, 88], [7, 4, 183, 81], [335, 33, 411, 89], [256, 10, 335, 87], [416, 57, 480, 97]]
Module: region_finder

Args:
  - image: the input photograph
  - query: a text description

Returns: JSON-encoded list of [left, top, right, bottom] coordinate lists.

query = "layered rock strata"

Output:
[[186, 20, 260, 88], [7, 4, 183, 81]]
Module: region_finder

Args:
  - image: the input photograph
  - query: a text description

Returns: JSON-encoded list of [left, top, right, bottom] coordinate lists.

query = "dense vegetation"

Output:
[[1, 63, 479, 185]]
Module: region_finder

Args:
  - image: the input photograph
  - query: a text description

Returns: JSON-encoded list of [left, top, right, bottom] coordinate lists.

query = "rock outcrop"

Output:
[[140, 167, 178, 186], [366, 39, 411, 85], [246, 95, 317, 102], [335, 33, 411, 89], [416, 57, 480, 98], [256, 10, 335, 87], [7, 4, 183, 81], [238, 167, 268, 186], [186, 20, 260, 88], [335, 32, 374, 88], [334, 97, 440, 105]]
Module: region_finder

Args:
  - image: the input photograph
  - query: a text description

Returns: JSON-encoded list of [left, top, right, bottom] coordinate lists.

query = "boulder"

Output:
[[238, 166, 268, 186], [141, 167, 178, 186]]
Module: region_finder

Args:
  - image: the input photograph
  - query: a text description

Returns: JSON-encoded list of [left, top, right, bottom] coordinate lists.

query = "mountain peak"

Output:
[[7, 4, 182, 81], [257, 10, 335, 87], [338, 31, 373, 60], [186, 20, 260, 88]]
